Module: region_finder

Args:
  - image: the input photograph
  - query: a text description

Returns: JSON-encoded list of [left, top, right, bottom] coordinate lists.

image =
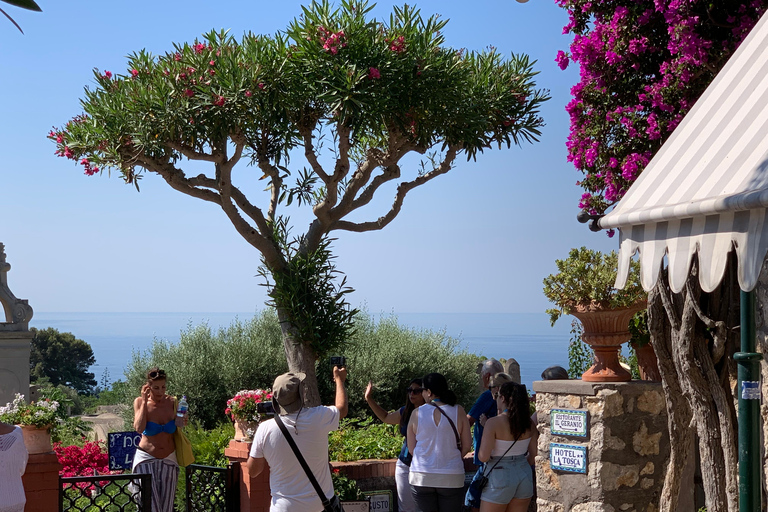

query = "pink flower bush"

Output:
[[556, 0, 767, 215], [55, 441, 112, 490], [368, 67, 380, 79]]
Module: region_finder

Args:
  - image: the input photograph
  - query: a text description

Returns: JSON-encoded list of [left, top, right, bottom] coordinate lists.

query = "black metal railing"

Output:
[[60, 473, 151, 512], [185, 462, 240, 512]]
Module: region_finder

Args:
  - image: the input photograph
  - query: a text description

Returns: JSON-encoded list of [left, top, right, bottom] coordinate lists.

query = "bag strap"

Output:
[[482, 431, 523, 477], [274, 414, 331, 508], [429, 402, 461, 451]]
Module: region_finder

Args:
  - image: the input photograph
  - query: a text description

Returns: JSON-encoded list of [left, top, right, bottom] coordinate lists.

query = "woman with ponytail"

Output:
[[476, 382, 537, 512], [407, 373, 471, 512]]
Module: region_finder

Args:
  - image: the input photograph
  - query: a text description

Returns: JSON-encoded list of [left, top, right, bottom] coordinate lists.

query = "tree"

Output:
[[50, 1, 548, 403], [30, 327, 97, 394], [555, 2, 767, 510]]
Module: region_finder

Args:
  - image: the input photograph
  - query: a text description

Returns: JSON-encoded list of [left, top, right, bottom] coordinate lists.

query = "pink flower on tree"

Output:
[[131, 69, 139, 77], [368, 67, 381, 79], [214, 95, 226, 106], [555, 50, 569, 70]]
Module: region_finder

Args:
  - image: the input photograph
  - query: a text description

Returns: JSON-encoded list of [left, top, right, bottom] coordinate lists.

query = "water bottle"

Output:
[[177, 395, 188, 418]]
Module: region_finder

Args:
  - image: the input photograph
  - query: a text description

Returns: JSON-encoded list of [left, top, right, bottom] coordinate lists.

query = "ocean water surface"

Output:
[[30, 311, 575, 389]]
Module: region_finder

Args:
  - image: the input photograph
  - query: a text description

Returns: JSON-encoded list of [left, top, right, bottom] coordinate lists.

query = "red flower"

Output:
[[214, 95, 226, 106], [368, 67, 381, 79], [131, 69, 139, 77]]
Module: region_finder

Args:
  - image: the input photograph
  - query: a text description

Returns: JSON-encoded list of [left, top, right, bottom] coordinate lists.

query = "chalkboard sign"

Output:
[[108, 431, 142, 470]]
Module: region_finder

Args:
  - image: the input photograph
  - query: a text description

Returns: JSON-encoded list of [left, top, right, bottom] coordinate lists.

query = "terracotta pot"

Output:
[[18, 425, 53, 454], [233, 419, 259, 442], [631, 341, 661, 382], [570, 301, 647, 383]]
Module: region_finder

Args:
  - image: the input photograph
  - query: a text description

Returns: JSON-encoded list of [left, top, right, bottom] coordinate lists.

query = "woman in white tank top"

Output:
[[476, 382, 537, 512], [407, 373, 471, 512]]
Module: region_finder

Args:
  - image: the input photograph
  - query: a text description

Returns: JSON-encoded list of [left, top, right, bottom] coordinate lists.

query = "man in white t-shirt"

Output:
[[246, 366, 348, 512]]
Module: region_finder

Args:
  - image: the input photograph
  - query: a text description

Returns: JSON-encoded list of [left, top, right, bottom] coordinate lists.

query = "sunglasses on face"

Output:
[[409, 388, 424, 394]]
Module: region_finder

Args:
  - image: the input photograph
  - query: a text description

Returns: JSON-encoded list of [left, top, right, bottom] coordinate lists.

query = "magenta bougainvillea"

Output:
[[557, 0, 768, 217], [54, 440, 113, 490]]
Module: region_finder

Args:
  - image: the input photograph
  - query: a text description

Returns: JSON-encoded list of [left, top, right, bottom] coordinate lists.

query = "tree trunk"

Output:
[[651, 258, 739, 512], [276, 307, 322, 407], [648, 283, 694, 511]]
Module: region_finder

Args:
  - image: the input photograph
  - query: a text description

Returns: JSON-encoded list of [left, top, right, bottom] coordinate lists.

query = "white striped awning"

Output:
[[600, 10, 768, 293]]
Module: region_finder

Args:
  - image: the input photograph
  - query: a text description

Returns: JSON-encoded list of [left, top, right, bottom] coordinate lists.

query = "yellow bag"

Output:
[[172, 397, 195, 467], [173, 428, 195, 467]]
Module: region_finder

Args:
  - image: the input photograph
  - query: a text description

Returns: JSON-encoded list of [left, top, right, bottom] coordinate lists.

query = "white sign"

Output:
[[550, 443, 587, 473], [341, 501, 369, 512], [550, 409, 588, 437], [363, 490, 392, 512]]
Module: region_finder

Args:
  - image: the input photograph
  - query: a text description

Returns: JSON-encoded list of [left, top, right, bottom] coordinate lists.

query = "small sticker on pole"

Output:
[[741, 381, 760, 400]]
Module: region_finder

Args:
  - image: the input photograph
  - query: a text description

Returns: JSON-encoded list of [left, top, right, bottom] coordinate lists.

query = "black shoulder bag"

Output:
[[429, 402, 462, 451], [273, 414, 344, 512], [473, 432, 522, 493]]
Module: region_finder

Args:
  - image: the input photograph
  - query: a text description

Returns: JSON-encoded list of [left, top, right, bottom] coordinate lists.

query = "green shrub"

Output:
[[124, 310, 287, 428], [329, 417, 403, 462], [123, 310, 480, 428], [323, 312, 480, 418], [184, 421, 235, 467]]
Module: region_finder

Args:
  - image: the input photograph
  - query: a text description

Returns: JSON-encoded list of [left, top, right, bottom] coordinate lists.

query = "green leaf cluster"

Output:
[[542, 247, 645, 326], [260, 232, 357, 359], [329, 416, 402, 462], [52, 0, 547, 183]]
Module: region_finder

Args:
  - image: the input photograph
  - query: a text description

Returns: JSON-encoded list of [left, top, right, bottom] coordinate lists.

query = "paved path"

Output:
[[80, 406, 129, 442]]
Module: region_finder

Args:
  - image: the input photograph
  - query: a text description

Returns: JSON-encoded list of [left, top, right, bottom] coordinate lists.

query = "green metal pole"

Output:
[[735, 289, 762, 512]]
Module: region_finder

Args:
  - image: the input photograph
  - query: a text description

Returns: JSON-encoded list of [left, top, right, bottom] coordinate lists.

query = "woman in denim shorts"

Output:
[[476, 382, 537, 512]]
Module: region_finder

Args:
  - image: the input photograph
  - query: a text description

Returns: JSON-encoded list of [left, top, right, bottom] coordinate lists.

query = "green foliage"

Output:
[[81, 380, 130, 415], [124, 310, 287, 429], [566, 320, 592, 379], [184, 421, 235, 467], [629, 310, 650, 347], [122, 310, 480, 428], [260, 232, 357, 359], [329, 417, 402, 461], [332, 469, 365, 501], [543, 247, 645, 326], [317, 312, 480, 418], [0, 0, 41, 34], [52, 417, 92, 445], [30, 327, 96, 393]]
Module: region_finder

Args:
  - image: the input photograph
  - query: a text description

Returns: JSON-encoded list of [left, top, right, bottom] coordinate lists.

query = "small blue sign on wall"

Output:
[[550, 443, 587, 474], [108, 431, 142, 470]]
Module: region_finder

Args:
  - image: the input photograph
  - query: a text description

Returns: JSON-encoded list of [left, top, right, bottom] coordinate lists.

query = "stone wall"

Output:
[[533, 380, 669, 512]]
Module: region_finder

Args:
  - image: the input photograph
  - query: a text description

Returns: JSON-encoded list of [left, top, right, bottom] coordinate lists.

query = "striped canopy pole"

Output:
[[735, 289, 762, 512]]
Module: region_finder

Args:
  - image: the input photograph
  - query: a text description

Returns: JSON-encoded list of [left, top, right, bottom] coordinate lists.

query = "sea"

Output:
[[29, 312, 576, 389]]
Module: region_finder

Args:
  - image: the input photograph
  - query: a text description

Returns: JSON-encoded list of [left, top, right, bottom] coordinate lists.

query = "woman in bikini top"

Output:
[[133, 368, 182, 459]]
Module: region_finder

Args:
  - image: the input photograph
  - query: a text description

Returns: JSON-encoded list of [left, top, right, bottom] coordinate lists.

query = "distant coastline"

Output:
[[30, 311, 575, 388]]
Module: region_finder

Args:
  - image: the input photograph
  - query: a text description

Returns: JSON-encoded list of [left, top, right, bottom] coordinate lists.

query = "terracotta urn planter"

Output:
[[233, 419, 259, 442], [18, 425, 53, 454], [570, 301, 647, 382], [631, 341, 661, 382]]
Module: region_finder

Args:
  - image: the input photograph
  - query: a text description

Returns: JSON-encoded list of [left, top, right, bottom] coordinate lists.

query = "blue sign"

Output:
[[741, 381, 761, 400], [108, 431, 142, 470]]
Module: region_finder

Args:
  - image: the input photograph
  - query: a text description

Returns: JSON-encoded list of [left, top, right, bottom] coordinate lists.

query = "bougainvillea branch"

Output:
[[557, 0, 767, 219]]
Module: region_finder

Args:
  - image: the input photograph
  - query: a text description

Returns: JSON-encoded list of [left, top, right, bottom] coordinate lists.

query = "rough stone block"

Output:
[[637, 390, 665, 415], [536, 498, 565, 512], [536, 459, 561, 492], [632, 422, 662, 456], [640, 462, 654, 476], [598, 389, 624, 418], [572, 503, 616, 512]]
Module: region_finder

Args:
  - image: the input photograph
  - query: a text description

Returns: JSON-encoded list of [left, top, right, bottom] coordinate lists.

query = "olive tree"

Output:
[[50, 0, 548, 403]]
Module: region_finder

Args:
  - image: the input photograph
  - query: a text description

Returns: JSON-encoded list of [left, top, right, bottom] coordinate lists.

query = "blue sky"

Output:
[[0, 0, 616, 315]]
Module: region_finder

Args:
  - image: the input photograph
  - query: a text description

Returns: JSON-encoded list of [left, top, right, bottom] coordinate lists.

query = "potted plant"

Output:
[[0, 393, 60, 453], [225, 389, 272, 442], [543, 247, 647, 382], [628, 310, 661, 381]]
